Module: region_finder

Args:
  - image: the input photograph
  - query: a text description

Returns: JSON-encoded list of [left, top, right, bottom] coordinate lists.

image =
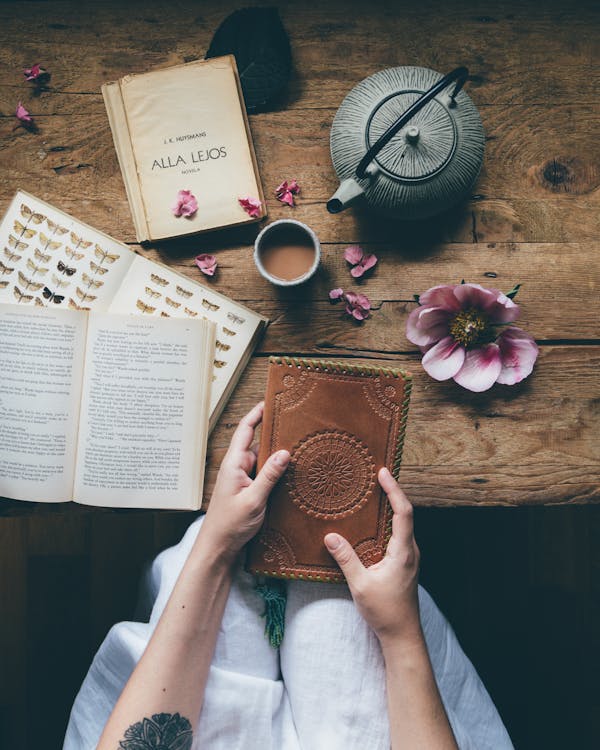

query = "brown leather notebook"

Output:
[[246, 357, 412, 583]]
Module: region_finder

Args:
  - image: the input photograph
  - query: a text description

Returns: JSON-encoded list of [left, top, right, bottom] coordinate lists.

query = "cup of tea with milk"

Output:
[[254, 219, 320, 287]]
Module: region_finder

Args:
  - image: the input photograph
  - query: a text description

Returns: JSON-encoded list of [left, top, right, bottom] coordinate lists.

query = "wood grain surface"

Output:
[[0, 1, 599, 749]]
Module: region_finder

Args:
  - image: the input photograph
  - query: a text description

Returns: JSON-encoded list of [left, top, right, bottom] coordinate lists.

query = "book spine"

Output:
[[101, 81, 149, 243]]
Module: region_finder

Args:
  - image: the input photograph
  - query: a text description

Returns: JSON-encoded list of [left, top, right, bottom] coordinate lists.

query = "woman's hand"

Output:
[[199, 402, 290, 565], [324, 468, 421, 646]]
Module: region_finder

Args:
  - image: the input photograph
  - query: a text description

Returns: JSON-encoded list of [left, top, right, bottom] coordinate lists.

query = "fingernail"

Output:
[[274, 450, 290, 466], [324, 533, 341, 550]]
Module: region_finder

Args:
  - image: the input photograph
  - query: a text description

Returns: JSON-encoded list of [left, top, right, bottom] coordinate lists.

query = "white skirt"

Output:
[[64, 516, 514, 749]]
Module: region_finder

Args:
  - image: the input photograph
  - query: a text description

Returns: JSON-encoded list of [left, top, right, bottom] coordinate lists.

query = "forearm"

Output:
[[381, 629, 458, 750], [97, 526, 234, 750]]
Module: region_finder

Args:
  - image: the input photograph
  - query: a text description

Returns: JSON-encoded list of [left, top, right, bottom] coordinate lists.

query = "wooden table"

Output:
[[0, 1, 598, 748]]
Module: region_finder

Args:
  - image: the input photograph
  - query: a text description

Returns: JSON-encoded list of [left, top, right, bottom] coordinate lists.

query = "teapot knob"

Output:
[[405, 126, 420, 144]]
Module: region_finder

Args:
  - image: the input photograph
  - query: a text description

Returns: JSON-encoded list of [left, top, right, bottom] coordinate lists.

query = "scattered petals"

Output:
[[275, 179, 300, 207], [238, 196, 262, 218], [345, 291, 371, 321], [15, 101, 33, 125], [194, 253, 217, 277], [329, 287, 344, 301], [495, 327, 539, 385], [344, 244, 378, 277], [24, 64, 49, 83], [343, 245, 364, 265], [172, 190, 198, 218]]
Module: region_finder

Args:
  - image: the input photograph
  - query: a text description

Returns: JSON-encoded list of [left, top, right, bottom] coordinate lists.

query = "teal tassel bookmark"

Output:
[[255, 577, 287, 648]]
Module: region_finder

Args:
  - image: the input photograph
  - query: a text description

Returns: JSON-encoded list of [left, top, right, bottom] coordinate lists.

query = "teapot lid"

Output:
[[367, 92, 456, 181]]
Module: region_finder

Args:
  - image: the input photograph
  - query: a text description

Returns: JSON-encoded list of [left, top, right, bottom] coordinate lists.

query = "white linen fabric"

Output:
[[64, 516, 514, 749]]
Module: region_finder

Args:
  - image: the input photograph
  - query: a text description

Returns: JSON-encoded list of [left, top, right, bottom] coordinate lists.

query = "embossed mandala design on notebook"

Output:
[[246, 357, 412, 583]]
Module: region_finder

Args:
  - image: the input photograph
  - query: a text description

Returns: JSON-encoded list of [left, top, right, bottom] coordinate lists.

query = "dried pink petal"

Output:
[[15, 101, 33, 124], [238, 196, 262, 218], [172, 190, 198, 218], [275, 179, 301, 207], [344, 290, 371, 321], [24, 64, 49, 82], [329, 287, 344, 301], [194, 253, 217, 277], [343, 245, 364, 265]]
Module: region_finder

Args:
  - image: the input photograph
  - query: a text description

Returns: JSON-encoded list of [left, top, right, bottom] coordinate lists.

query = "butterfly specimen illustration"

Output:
[[136, 299, 156, 314], [51, 274, 70, 289], [89, 261, 108, 275], [176, 285, 193, 298], [215, 340, 231, 352], [68, 298, 90, 311], [0, 261, 14, 275], [13, 220, 36, 239], [202, 298, 219, 311], [150, 273, 169, 287], [34, 248, 51, 262], [184, 307, 198, 317], [165, 297, 181, 308], [94, 245, 119, 264], [42, 287, 65, 304], [3, 248, 21, 263], [160, 311, 170, 317], [46, 219, 69, 235], [227, 312, 245, 325], [71, 232, 92, 249], [222, 327, 236, 337], [13, 286, 34, 303], [145, 286, 161, 299], [0, 280, 8, 289], [75, 286, 96, 302], [65, 247, 85, 260], [20, 204, 45, 224], [57, 260, 76, 276], [214, 360, 227, 369], [8, 234, 28, 251], [18, 272, 44, 291], [39, 232, 62, 251], [27, 258, 49, 275], [34, 297, 44, 306], [82, 272, 103, 289]]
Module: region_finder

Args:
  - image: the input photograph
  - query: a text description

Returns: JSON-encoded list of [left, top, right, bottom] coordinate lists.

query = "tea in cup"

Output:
[[254, 219, 320, 287]]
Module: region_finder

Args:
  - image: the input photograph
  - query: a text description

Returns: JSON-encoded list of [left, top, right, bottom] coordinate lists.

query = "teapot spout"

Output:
[[326, 178, 365, 214]]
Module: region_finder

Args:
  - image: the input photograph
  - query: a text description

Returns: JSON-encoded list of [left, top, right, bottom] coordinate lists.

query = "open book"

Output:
[[0, 190, 267, 433], [0, 304, 215, 509]]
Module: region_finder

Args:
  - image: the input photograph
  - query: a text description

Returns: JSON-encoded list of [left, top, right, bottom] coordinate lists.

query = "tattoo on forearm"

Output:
[[118, 712, 193, 749]]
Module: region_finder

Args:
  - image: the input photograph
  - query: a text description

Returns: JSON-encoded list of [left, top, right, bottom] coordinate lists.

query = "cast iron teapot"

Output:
[[327, 66, 485, 220]]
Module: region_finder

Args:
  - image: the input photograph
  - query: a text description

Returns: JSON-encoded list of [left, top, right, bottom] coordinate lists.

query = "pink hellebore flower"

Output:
[[172, 190, 198, 218], [239, 196, 262, 218], [16, 101, 33, 124], [194, 253, 217, 277], [406, 283, 538, 392], [343, 245, 378, 277], [275, 179, 300, 207], [24, 64, 49, 82], [345, 291, 371, 321]]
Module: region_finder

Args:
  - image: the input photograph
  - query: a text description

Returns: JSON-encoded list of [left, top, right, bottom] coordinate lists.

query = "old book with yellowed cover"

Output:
[[102, 55, 266, 242], [247, 357, 412, 583]]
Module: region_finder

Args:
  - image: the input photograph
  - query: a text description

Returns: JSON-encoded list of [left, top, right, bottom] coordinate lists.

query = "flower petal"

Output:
[[288, 179, 300, 194], [194, 253, 217, 276], [421, 336, 466, 381], [495, 327, 539, 385], [359, 253, 378, 271], [406, 305, 452, 347], [329, 287, 344, 300], [355, 293, 371, 310], [239, 196, 262, 218], [343, 245, 364, 265], [419, 284, 462, 313], [453, 344, 502, 392], [172, 189, 198, 218], [485, 290, 520, 323], [15, 102, 32, 123], [453, 283, 498, 311]]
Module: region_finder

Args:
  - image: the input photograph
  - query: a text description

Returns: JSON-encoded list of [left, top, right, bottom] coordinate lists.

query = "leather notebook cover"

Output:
[[246, 357, 412, 583]]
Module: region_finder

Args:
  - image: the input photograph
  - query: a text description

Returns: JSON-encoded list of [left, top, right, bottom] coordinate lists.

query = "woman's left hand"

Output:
[[198, 402, 290, 564]]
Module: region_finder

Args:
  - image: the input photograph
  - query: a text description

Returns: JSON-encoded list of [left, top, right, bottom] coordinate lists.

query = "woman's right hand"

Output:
[[324, 468, 421, 646]]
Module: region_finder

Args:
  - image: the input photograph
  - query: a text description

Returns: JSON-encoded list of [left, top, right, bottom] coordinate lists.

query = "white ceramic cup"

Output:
[[254, 219, 321, 287]]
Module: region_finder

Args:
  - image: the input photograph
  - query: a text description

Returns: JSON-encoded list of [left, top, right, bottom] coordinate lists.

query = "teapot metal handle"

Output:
[[355, 66, 469, 179]]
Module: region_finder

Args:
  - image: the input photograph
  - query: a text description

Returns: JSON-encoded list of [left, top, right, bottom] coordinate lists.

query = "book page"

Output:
[[0, 191, 134, 312], [119, 56, 264, 239], [0, 304, 87, 503], [108, 254, 264, 417], [73, 312, 215, 509]]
